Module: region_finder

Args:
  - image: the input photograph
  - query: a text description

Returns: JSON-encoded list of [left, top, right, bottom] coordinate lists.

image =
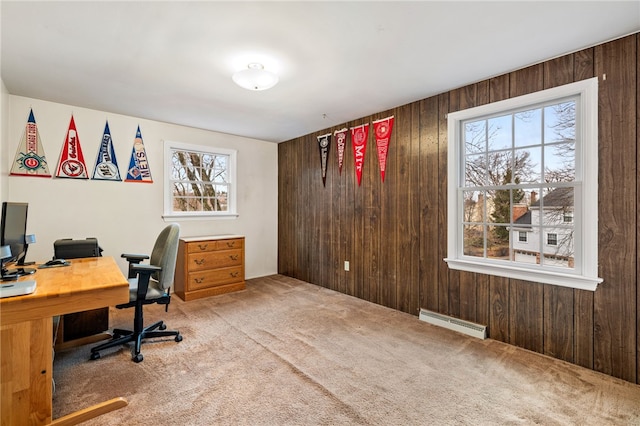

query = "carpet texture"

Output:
[[52, 275, 640, 425]]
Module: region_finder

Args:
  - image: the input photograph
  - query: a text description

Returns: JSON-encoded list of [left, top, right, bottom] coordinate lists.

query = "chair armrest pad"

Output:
[[131, 264, 162, 274], [121, 253, 150, 262]]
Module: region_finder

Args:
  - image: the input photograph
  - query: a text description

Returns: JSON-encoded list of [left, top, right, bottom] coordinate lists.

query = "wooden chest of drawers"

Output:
[[174, 235, 245, 301]]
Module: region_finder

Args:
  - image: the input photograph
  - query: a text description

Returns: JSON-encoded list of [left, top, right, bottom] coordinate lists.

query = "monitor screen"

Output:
[[1, 202, 28, 264]]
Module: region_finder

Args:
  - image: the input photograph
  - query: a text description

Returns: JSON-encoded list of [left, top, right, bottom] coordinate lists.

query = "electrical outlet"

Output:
[[344, 261, 350, 271]]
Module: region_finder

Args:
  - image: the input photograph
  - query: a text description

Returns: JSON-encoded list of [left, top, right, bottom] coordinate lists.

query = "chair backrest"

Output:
[[149, 224, 180, 290]]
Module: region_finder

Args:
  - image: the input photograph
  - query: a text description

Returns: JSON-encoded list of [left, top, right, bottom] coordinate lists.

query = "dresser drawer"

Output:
[[188, 249, 242, 272], [216, 239, 243, 250], [186, 240, 218, 253], [187, 266, 244, 291]]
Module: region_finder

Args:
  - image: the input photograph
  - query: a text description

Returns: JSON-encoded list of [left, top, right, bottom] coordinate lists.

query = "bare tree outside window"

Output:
[[171, 149, 230, 213]]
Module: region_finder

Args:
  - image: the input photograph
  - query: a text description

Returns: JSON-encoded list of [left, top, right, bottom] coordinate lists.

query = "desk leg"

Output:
[[1, 317, 53, 425]]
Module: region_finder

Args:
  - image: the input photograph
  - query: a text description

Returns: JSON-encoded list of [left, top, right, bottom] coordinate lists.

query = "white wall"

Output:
[[0, 81, 8, 201], [4, 95, 278, 279]]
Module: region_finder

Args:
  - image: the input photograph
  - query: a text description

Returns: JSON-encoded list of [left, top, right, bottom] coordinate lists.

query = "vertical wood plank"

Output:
[[594, 35, 637, 382], [573, 46, 596, 370], [419, 97, 440, 312], [380, 111, 398, 309], [542, 51, 576, 363], [437, 93, 450, 315]]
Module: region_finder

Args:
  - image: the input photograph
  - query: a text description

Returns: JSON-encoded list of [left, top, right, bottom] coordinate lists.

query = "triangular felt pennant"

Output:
[[56, 115, 89, 179], [10, 109, 52, 177], [92, 121, 122, 181], [334, 128, 348, 175], [373, 116, 394, 182], [317, 133, 331, 187], [125, 126, 153, 183], [350, 123, 369, 186]]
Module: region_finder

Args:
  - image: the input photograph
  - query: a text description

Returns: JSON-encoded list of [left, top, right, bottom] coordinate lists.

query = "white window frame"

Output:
[[163, 140, 238, 220], [445, 77, 602, 291]]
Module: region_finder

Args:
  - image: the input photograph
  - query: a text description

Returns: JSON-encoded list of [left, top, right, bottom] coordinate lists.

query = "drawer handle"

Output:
[[230, 271, 239, 278], [194, 258, 206, 265], [195, 277, 204, 283], [226, 241, 236, 247], [198, 244, 209, 250], [229, 255, 239, 261]]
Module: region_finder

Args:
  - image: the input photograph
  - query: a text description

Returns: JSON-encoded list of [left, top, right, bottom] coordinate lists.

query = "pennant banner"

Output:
[[350, 123, 369, 186], [373, 116, 394, 182], [92, 121, 122, 181], [125, 126, 153, 183], [334, 128, 348, 175], [56, 115, 89, 179], [10, 109, 52, 177], [317, 133, 331, 187]]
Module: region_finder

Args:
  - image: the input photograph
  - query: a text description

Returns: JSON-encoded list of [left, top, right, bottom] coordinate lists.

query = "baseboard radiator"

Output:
[[419, 309, 487, 340]]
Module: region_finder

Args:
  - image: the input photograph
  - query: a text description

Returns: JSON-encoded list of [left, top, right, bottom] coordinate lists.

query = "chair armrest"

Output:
[[121, 253, 150, 263], [131, 264, 162, 274]]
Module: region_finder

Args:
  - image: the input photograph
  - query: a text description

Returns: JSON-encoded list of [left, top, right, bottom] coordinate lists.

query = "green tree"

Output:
[[490, 168, 524, 241]]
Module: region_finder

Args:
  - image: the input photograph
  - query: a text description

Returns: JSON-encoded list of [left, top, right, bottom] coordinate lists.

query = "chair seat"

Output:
[[127, 277, 166, 301]]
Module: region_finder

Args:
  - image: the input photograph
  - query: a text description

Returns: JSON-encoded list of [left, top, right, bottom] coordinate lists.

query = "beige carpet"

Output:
[[52, 274, 640, 425]]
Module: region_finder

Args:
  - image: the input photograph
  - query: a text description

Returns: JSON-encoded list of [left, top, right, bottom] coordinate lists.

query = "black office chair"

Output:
[[90, 224, 182, 363]]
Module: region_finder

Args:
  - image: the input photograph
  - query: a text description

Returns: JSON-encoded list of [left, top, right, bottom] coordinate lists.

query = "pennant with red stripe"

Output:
[[350, 123, 369, 186], [56, 115, 89, 179], [373, 116, 394, 182], [334, 128, 348, 175], [10, 109, 52, 177], [92, 121, 122, 181], [125, 126, 153, 183]]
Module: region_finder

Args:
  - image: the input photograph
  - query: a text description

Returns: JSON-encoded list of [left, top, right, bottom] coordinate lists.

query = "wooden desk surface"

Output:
[[0, 256, 129, 326]]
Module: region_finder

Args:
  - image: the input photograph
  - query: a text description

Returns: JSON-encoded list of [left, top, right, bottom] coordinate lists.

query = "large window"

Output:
[[163, 141, 237, 219], [445, 78, 601, 291]]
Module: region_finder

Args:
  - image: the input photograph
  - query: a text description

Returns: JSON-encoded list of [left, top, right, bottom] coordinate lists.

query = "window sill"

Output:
[[444, 258, 601, 291], [162, 213, 239, 221]]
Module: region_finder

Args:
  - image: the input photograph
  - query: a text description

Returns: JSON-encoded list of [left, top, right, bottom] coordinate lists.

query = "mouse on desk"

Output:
[[44, 258, 67, 267]]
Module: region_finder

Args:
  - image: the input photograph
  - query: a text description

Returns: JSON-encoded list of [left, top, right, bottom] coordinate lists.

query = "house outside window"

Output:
[[445, 78, 601, 291], [163, 141, 237, 219]]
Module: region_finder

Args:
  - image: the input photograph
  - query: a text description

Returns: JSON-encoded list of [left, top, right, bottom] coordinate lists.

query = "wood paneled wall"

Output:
[[278, 34, 639, 384]]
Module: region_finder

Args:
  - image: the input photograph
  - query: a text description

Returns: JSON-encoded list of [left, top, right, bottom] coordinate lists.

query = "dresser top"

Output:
[[180, 234, 244, 242]]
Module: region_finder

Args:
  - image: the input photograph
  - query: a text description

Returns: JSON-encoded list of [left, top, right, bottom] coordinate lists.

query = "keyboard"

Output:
[[0, 280, 37, 298]]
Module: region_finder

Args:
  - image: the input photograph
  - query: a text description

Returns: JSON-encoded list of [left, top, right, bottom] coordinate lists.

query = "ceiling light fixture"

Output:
[[232, 63, 279, 91]]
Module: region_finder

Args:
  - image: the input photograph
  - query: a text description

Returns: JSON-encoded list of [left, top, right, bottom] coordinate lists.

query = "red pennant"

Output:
[[56, 115, 89, 179], [350, 124, 369, 186], [373, 116, 394, 182], [334, 128, 348, 175]]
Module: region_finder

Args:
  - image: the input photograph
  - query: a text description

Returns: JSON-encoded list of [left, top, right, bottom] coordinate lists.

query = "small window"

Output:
[[163, 141, 237, 219], [445, 78, 602, 291]]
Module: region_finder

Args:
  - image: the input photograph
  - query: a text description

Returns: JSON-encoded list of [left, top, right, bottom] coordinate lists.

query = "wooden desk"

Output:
[[0, 257, 129, 425]]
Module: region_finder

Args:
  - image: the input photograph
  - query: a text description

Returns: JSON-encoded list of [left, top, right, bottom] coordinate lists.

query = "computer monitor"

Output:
[[0, 202, 35, 278]]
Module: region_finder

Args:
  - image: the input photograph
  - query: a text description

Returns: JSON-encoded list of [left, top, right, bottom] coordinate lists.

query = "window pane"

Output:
[[514, 108, 542, 147], [463, 224, 484, 257], [465, 154, 486, 186], [464, 120, 486, 154], [487, 225, 510, 260], [544, 143, 575, 182], [514, 147, 541, 184], [544, 101, 576, 144], [463, 190, 484, 223], [487, 115, 512, 151]]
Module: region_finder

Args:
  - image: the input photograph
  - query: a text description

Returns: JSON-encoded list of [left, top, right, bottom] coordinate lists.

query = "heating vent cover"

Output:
[[419, 309, 487, 340]]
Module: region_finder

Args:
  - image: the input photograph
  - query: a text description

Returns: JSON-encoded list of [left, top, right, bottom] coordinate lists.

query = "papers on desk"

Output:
[[0, 280, 37, 298]]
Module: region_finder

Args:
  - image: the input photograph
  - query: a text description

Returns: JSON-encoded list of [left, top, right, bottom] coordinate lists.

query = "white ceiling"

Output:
[[2, 1, 639, 143]]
